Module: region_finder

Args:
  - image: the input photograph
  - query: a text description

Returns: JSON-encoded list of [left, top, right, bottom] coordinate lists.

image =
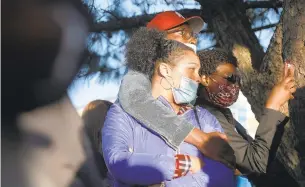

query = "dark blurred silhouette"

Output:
[[2, 0, 91, 118], [1, 1, 99, 187], [72, 100, 112, 187], [82, 100, 113, 154]]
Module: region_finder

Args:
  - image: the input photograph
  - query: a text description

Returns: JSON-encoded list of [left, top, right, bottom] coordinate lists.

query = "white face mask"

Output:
[[164, 75, 199, 105], [172, 75, 199, 105], [184, 43, 197, 53]]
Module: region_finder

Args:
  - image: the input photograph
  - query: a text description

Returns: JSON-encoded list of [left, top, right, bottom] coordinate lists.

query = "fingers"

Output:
[[283, 77, 296, 92], [283, 61, 295, 79], [289, 84, 296, 99], [218, 133, 228, 141], [283, 62, 289, 78], [286, 81, 296, 90], [283, 60, 293, 78], [235, 169, 242, 176], [213, 132, 228, 140], [287, 63, 295, 77], [283, 77, 296, 96], [210, 132, 228, 141], [283, 76, 295, 84], [290, 86, 297, 93], [290, 94, 295, 100]]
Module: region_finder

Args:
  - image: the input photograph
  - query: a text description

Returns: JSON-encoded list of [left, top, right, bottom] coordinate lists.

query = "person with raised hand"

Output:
[[195, 49, 296, 186]]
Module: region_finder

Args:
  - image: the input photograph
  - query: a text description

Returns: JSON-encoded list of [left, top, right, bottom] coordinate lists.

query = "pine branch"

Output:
[[90, 9, 201, 33], [252, 22, 278, 32], [245, 1, 283, 9]]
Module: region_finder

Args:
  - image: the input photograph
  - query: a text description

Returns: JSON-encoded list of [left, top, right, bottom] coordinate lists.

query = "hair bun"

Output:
[[126, 27, 166, 75], [126, 27, 193, 77]]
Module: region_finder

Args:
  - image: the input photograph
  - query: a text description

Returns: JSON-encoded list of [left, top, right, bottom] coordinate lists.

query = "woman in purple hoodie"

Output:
[[102, 27, 235, 187]]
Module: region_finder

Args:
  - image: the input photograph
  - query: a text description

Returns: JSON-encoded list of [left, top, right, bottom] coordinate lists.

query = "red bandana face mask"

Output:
[[205, 78, 240, 108]]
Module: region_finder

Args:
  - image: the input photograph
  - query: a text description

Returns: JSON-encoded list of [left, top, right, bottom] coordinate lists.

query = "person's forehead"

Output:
[[177, 51, 199, 64], [168, 23, 192, 31], [216, 63, 236, 73]]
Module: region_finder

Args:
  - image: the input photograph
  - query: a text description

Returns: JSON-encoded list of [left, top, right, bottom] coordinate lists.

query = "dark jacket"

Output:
[[198, 100, 286, 174], [197, 103, 300, 187]]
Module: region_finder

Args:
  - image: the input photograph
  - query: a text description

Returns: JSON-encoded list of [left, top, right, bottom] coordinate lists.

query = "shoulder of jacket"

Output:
[[108, 102, 131, 119]]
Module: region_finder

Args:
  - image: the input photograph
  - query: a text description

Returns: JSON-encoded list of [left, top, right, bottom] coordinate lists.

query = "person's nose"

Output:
[[194, 73, 201, 83]]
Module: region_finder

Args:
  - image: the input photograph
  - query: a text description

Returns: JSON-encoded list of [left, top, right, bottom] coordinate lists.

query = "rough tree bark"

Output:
[[261, 18, 302, 187], [282, 0, 305, 185], [196, 0, 304, 186]]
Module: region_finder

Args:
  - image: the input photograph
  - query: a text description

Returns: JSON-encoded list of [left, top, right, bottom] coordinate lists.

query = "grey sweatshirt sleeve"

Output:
[[118, 70, 194, 149], [218, 108, 286, 174]]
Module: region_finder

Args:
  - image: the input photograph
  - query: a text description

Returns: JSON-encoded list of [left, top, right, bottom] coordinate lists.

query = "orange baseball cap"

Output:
[[147, 11, 204, 33]]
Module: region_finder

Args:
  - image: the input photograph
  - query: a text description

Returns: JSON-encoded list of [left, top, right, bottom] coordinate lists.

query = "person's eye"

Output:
[[226, 74, 232, 78], [193, 32, 198, 38], [177, 31, 183, 35]]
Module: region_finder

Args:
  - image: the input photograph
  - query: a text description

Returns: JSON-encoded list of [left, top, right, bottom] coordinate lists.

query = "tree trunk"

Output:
[[261, 18, 302, 187], [282, 0, 305, 185], [198, 0, 305, 186]]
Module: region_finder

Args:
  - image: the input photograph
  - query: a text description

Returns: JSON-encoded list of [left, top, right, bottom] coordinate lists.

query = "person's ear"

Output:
[[201, 75, 209, 86], [158, 62, 172, 78]]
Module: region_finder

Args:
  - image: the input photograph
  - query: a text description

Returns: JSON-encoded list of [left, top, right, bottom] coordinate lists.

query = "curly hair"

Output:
[[126, 27, 193, 79], [198, 48, 237, 76]]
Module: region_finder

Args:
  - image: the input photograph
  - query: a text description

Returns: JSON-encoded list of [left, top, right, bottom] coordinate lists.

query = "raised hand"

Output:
[[265, 61, 296, 111]]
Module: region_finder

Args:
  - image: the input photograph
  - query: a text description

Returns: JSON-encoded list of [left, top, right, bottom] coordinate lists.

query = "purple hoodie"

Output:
[[102, 96, 234, 187]]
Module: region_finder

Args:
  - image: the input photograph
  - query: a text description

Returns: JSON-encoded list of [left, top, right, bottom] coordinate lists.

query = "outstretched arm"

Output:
[[212, 107, 285, 173], [234, 109, 285, 173]]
